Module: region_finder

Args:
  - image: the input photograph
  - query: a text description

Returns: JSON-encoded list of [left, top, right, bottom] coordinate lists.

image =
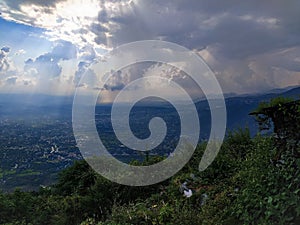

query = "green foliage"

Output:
[[251, 97, 300, 162], [228, 136, 300, 224], [252, 97, 295, 131], [0, 99, 300, 224], [255, 96, 294, 112], [54, 160, 97, 196]]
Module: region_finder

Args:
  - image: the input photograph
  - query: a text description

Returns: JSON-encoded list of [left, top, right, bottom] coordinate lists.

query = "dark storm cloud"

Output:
[[91, 0, 300, 60], [103, 70, 125, 91], [87, 0, 300, 93], [202, 15, 286, 59]]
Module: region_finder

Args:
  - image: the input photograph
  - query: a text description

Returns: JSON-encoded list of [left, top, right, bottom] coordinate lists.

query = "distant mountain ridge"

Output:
[[0, 86, 299, 132], [264, 85, 300, 94], [0, 85, 299, 106]]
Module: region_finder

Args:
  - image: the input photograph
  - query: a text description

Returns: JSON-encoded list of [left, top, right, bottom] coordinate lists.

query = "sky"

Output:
[[0, 0, 299, 99]]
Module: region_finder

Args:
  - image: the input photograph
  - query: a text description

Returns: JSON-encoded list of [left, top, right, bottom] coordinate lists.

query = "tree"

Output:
[[54, 160, 97, 196], [250, 97, 300, 161]]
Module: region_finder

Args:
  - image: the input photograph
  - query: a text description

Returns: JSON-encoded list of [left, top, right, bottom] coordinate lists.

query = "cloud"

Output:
[[15, 49, 26, 55], [103, 70, 125, 91], [74, 61, 90, 86], [1, 0, 300, 94], [99, 62, 153, 91], [0, 0, 131, 48], [93, 62, 199, 99], [74, 45, 98, 86], [50, 40, 77, 60], [78, 45, 96, 61], [198, 45, 300, 94], [1, 47, 10, 53], [25, 56, 62, 78], [0, 43, 78, 93], [2, 0, 300, 55], [0, 46, 12, 72], [97, 0, 300, 58], [2, 0, 66, 10], [90, 0, 300, 93], [0, 46, 19, 88], [24, 40, 77, 78], [5, 76, 18, 85]]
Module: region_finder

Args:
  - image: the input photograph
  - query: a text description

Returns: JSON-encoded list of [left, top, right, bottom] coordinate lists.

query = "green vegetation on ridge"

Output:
[[0, 98, 299, 225]]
